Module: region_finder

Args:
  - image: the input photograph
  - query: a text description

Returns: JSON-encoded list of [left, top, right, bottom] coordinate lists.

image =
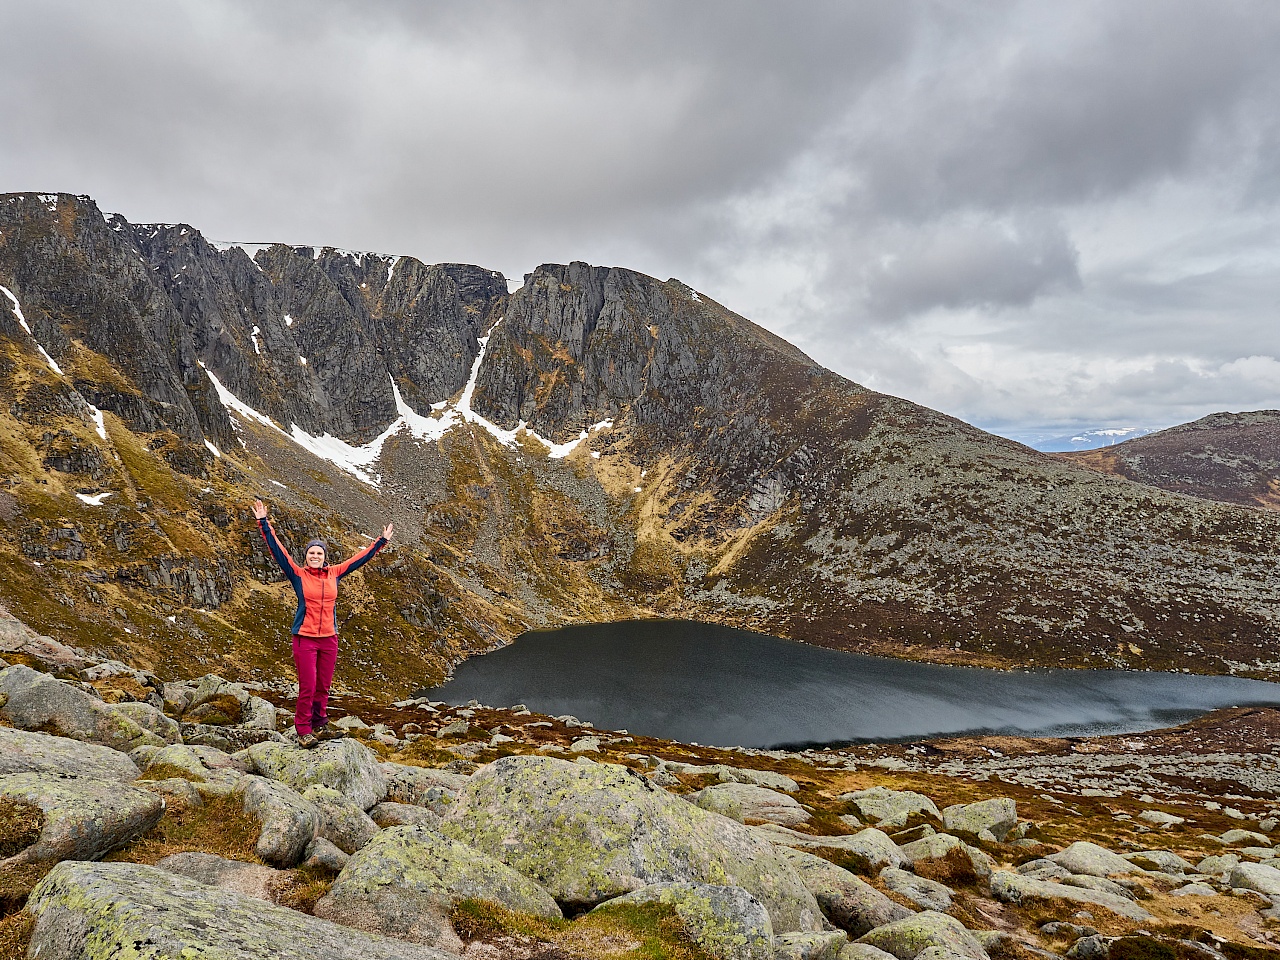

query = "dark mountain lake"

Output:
[[421, 619, 1280, 749]]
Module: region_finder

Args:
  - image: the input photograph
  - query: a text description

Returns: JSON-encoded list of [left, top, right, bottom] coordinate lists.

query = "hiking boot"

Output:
[[297, 733, 320, 749], [314, 725, 345, 741]]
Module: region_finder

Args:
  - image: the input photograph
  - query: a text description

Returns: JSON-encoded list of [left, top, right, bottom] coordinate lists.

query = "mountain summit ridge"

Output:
[[0, 190, 1278, 694]]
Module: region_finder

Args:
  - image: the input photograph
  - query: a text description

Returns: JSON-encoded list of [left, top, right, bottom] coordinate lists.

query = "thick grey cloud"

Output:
[[1, 0, 1277, 441]]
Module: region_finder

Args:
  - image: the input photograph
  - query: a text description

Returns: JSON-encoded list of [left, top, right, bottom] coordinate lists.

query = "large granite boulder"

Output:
[[1047, 841, 1142, 878], [897, 834, 993, 879], [595, 882, 774, 960], [691, 781, 812, 826], [369, 801, 442, 830], [778, 847, 913, 937], [156, 851, 286, 903], [143, 742, 245, 781], [111, 700, 182, 744], [1230, 862, 1280, 897], [988, 871, 1152, 921], [25, 860, 457, 960], [380, 761, 465, 812], [856, 911, 988, 960], [443, 755, 823, 932], [941, 799, 1017, 842], [0, 726, 140, 780], [302, 784, 379, 854], [880, 869, 953, 912], [236, 775, 319, 867], [0, 664, 162, 752], [1123, 850, 1195, 875], [774, 931, 851, 960], [244, 738, 387, 810], [315, 824, 560, 950], [0, 773, 163, 864], [841, 788, 940, 828]]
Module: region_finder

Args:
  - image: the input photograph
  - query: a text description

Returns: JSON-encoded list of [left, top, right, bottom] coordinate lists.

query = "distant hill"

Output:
[[1058, 410, 1280, 510], [1033, 426, 1156, 452]]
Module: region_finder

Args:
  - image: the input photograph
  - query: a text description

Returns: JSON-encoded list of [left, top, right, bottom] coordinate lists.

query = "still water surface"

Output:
[[423, 619, 1280, 749]]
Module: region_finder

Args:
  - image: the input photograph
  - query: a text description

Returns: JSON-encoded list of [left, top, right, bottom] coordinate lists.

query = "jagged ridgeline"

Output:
[[0, 190, 1278, 696]]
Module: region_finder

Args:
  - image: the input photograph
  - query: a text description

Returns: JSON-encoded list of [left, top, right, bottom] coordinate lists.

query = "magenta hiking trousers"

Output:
[[292, 633, 338, 736]]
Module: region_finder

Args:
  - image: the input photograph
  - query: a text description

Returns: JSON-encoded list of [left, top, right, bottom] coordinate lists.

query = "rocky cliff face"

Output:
[[0, 190, 1278, 694], [1059, 410, 1280, 511]]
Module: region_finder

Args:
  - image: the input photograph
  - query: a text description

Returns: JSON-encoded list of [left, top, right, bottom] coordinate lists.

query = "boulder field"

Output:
[[2, 647, 1280, 959]]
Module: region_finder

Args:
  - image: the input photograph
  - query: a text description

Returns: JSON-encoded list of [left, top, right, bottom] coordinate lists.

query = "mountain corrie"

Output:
[[0, 191, 1277, 697]]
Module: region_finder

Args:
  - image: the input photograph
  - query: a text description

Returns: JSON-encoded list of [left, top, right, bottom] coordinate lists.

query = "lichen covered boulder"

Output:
[[774, 931, 851, 960], [0, 772, 163, 865], [25, 860, 456, 960], [988, 871, 1152, 921], [444, 755, 823, 931], [1047, 841, 1141, 878], [778, 847, 913, 937], [156, 851, 285, 903], [302, 784, 380, 854], [691, 781, 812, 827], [941, 798, 1017, 842], [879, 869, 953, 912], [370, 800, 442, 830], [855, 911, 989, 960], [0, 726, 140, 780], [0, 664, 162, 752], [143, 743, 243, 781], [244, 738, 387, 810], [315, 824, 561, 950], [236, 774, 319, 867], [841, 788, 941, 828], [380, 761, 465, 812], [1230, 862, 1280, 897], [595, 882, 774, 960], [110, 700, 182, 744]]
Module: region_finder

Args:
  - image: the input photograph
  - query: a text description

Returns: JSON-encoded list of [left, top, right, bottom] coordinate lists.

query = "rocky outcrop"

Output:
[[25, 860, 456, 960], [598, 882, 774, 960], [236, 775, 320, 867], [842, 788, 941, 828], [0, 664, 162, 752], [1047, 841, 1143, 878], [243, 738, 387, 811], [778, 847, 913, 937], [0, 773, 163, 864], [988, 871, 1152, 921], [443, 754, 824, 931], [856, 911, 989, 960], [3, 654, 1279, 960], [0, 726, 139, 780], [314, 824, 561, 949], [691, 781, 812, 826]]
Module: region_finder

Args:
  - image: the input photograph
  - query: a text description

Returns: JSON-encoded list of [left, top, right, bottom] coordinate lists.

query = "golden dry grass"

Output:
[[103, 794, 262, 866]]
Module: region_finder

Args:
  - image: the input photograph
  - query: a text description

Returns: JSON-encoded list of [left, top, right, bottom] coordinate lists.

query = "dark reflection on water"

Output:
[[420, 619, 1280, 749]]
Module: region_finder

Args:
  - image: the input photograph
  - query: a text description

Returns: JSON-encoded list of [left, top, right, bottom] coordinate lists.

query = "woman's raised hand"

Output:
[[383, 522, 395, 541], [252, 499, 268, 520]]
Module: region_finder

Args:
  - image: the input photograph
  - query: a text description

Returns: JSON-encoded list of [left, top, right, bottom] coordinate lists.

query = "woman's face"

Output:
[[305, 546, 326, 568]]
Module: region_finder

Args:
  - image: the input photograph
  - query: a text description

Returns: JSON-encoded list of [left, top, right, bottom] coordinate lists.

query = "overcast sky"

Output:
[[3, 1, 1279, 443]]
